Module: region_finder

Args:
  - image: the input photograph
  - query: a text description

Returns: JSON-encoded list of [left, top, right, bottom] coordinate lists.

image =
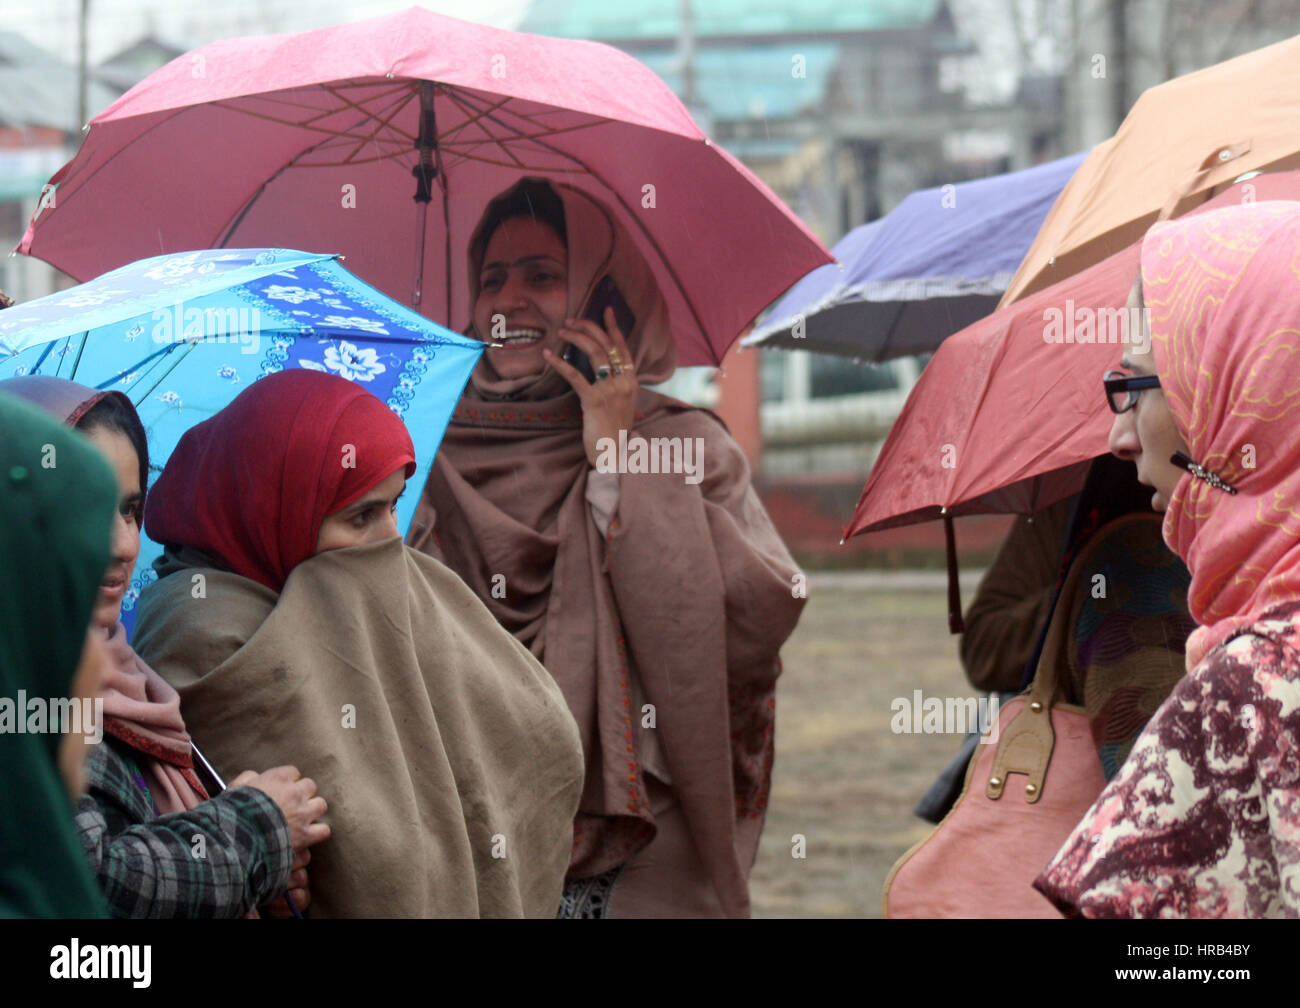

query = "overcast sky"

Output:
[[6, 0, 530, 64]]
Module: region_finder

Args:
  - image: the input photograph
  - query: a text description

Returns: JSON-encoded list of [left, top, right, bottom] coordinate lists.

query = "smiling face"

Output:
[[82, 425, 143, 630], [313, 467, 407, 553], [471, 216, 569, 381], [1108, 276, 1191, 512]]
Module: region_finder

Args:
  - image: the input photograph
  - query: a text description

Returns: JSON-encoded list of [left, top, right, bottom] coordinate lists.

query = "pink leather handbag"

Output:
[[881, 519, 1139, 918], [882, 688, 1105, 918]]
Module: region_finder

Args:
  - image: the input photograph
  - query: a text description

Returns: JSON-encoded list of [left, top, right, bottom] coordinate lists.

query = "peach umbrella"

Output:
[[1001, 33, 1300, 305]]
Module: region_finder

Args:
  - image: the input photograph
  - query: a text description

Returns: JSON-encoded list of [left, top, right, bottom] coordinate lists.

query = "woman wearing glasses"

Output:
[[1036, 201, 1300, 918]]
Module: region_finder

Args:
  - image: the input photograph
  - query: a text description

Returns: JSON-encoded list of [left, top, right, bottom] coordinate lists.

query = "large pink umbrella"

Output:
[[19, 8, 829, 366]]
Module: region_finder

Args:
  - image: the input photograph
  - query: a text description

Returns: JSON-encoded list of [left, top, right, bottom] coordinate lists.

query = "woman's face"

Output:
[[83, 426, 142, 630], [1108, 279, 1190, 512], [472, 216, 569, 380], [314, 467, 407, 553]]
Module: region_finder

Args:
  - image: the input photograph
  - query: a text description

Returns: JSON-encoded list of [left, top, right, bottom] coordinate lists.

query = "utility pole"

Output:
[[1109, 0, 1128, 131], [679, 0, 696, 107], [77, 0, 90, 132]]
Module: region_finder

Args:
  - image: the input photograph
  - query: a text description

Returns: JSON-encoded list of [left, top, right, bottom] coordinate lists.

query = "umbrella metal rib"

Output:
[[213, 80, 669, 320], [213, 88, 418, 164], [213, 87, 422, 244], [212, 82, 611, 169], [229, 81, 420, 146]]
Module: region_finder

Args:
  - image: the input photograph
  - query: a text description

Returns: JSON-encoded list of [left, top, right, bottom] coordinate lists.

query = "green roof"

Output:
[[520, 0, 941, 41], [635, 42, 838, 121]]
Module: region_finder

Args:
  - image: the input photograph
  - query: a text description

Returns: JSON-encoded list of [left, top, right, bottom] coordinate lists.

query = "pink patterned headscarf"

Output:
[[1141, 200, 1300, 668]]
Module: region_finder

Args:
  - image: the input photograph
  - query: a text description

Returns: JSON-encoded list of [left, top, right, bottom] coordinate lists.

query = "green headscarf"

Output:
[[0, 391, 116, 918]]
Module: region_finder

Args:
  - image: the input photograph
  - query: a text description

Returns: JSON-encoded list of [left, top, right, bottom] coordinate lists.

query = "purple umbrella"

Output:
[[743, 152, 1086, 361]]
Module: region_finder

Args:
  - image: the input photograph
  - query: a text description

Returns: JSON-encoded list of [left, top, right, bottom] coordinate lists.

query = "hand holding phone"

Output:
[[562, 275, 636, 383]]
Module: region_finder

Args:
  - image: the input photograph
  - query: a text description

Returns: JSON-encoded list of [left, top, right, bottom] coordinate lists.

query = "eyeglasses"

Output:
[[1103, 369, 1161, 414]]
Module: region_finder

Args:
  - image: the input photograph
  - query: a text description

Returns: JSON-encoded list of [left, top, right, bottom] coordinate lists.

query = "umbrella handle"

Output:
[[943, 511, 964, 635], [411, 81, 439, 204], [410, 81, 438, 306]]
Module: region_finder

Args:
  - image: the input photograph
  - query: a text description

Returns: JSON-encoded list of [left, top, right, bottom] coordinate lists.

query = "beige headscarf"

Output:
[[460, 178, 677, 401], [410, 179, 805, 916]]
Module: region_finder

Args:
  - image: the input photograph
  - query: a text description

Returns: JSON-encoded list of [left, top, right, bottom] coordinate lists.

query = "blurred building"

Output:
[[94, 34, 187, 93], [1065, 0, 1300, 151], [0, 29, 185, 306], [0, 31, 118, 303]]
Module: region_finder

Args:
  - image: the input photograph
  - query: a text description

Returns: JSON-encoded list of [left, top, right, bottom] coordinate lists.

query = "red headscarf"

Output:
[[146, 370, 416, 592]]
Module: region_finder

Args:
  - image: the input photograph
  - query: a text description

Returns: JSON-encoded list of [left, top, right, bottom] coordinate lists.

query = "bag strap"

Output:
[[982, 513, 1156, 803], [984, 594, 1066, 804]]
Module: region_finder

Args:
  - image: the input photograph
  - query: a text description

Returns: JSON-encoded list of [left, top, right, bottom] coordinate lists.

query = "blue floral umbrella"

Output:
[[0, 248, 484, 630]]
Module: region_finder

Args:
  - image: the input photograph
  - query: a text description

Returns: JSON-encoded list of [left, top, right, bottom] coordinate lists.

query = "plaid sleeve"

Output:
[[76, 775, 294, 919]]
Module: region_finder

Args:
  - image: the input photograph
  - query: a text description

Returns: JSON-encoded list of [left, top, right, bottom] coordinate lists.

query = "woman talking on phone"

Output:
[[408, 178, 806, 918]]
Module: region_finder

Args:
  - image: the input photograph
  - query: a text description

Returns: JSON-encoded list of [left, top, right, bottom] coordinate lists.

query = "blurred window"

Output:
[[760, 350, 787, 404], [809, 354, 898, 398], [0, 200, 23, 235]]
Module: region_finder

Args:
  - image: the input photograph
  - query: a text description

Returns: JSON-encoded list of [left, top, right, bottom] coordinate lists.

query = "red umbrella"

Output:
[[18, 8, 829, 366], [843, 171, 1300, 626]]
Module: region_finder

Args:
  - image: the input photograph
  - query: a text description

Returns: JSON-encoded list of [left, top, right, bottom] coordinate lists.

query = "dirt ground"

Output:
[[749, 578, 980, 918]]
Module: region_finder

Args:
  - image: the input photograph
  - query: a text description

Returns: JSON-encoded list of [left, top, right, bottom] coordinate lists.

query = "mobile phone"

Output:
[[562, 275, 637, 382], [562, 343, 597, 383]]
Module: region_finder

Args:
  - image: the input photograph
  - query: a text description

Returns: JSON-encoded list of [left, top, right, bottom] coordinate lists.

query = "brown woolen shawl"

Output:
[[407, 181, 806, 916], [131, 538, 585, 918]]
